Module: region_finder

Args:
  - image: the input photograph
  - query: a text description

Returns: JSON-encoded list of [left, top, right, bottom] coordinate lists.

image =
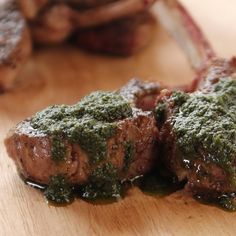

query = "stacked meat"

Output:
[[4, 0, 236, 207], [157, 58, 236, 199], [18, 0, 157, 54], [0, 1, 31, 91], [154, 0, 236, 206], [5, 80, 161, 186], [0, 0, 157, 91]]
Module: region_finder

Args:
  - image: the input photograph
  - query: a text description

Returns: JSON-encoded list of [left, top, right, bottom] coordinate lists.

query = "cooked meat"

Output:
[[18, 0, 119, 19], [55, 0, 117, 9], [76, 12, 156, 56], [26, 0, 156, 47], [0, 0, 32, 92], [18, 0, 49, 19], [196, 58, 236, 92], [5, 80, 161, 187], [156, 58, 236, 198], [30, 4, 74, 45], [120, 78, 162, 110], [5, 109, 157, 185], [68, 0, 157, 29]]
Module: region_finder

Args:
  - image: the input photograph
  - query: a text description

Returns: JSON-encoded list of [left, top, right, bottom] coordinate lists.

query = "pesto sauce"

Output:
[[51, 135, 67, 162], [79, 163, 121, 200], [154, 102, 167, 126], [154, 91, 189, 128], [44, 175, 74, 204], [170, 78, 236, 185], [30, 91, 133, 164], [137, 173, 186, 196], [30, 92, 133, 204], [123, 141, 134, 171], [195, 193, 236, 212], [78, 91, 133, 122]]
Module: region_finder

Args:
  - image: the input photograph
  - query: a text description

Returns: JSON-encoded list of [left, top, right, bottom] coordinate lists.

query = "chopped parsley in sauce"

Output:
[[30, 91, 132, 163], [30, 91, 133, 203], [170, 78, 236, 186]]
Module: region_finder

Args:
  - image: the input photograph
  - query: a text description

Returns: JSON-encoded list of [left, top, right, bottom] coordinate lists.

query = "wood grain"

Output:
[[0, 1, 236, 235]]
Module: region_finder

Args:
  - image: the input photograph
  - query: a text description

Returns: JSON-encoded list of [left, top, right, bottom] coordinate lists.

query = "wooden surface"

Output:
[[0, 1, 236, 235]]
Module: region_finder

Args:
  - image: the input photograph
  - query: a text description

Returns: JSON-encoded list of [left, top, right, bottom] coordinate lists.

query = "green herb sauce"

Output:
[[170, 78, 236, 185], [123, 141, 134, 171], [155, 91, 189, 124], [155, 102, 167, 126], [43, 163, 122, 204], [44, 175, 74, 204], [195, 193, 236, 212], [79, 163, 121, 200], [137, 173, 186, 196], [30, 92, 134, 203], [30, 91, 132, 163], [51, 135, 67, 162]]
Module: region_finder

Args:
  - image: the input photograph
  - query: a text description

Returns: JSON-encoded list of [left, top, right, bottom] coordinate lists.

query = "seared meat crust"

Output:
[[5, 81, 160, 185], [76, 12, 156, 56], [157, 58, 236, 197], [0, 1, 32, 91]]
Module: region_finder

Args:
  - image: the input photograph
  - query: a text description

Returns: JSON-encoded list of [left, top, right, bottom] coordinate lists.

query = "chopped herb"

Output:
[[170, 78, 236, 186], [155, 102, 167, 126], [44, 175, 74, 204], [30, 92, 133, 164], [51, 135, 67, 162], [81, 163, 121, 200], [123, 141, 134, 171]]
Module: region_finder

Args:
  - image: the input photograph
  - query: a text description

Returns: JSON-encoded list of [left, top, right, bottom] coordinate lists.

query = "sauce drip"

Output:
[[21, 172, 186, 205], [194, 193, 236, 212]]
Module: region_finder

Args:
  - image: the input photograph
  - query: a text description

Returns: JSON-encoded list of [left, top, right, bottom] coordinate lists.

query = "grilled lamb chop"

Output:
[[76, 12, 156, 56], [18, 0, 48, 19], [19, 0, 156, 25], [0, 0, 32, 92], [155, 0, 236, 207], [0, 0, 156, 91], [30, 3, 156, 55], [156, 59, 236, 193], [5, 80, 161, 201]]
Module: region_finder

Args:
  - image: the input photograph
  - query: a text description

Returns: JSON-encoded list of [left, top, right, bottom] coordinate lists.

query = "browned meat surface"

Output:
[[55, 0, 117, 9], [5, 110, 158, 185], [76, 12, 156, 56], [30, 4, 74, 45], [21, 0, 156, 51], [5, 80, 161, 185], [0, 1, 32, 92], [156, 58, 236, 197], [18, 0, 49, 19], [196, 57, 236, 92], [120, 78, 163, 110], [18, 0, 118, 19]]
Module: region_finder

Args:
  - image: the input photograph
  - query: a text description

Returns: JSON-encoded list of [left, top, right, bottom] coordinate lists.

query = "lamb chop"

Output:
[[5, 0, 235, 208], [76, 12, 156, 56], [0, 0, 32, 92], [18, 0, 48, 19], [0, 0, 156, 92], [19, 0, 156, 26], [20, 0, 157, 54], [5, 79, 162, 203], [154, 0, 236, 209]]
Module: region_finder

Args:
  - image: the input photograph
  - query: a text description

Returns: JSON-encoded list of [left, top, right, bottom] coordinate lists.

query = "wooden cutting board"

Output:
[[0, 1, 236, 235]]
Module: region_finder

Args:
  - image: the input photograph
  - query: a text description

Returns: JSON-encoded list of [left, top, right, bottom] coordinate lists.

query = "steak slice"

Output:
[[76, 12, 156, 56], [5, 109, 158, 185], [0, 0, 32, 92], [5, 83, 160, 186], [156, 59, 236, 197], [120, 78, 162, 110], [18, 0, 49, 19]]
